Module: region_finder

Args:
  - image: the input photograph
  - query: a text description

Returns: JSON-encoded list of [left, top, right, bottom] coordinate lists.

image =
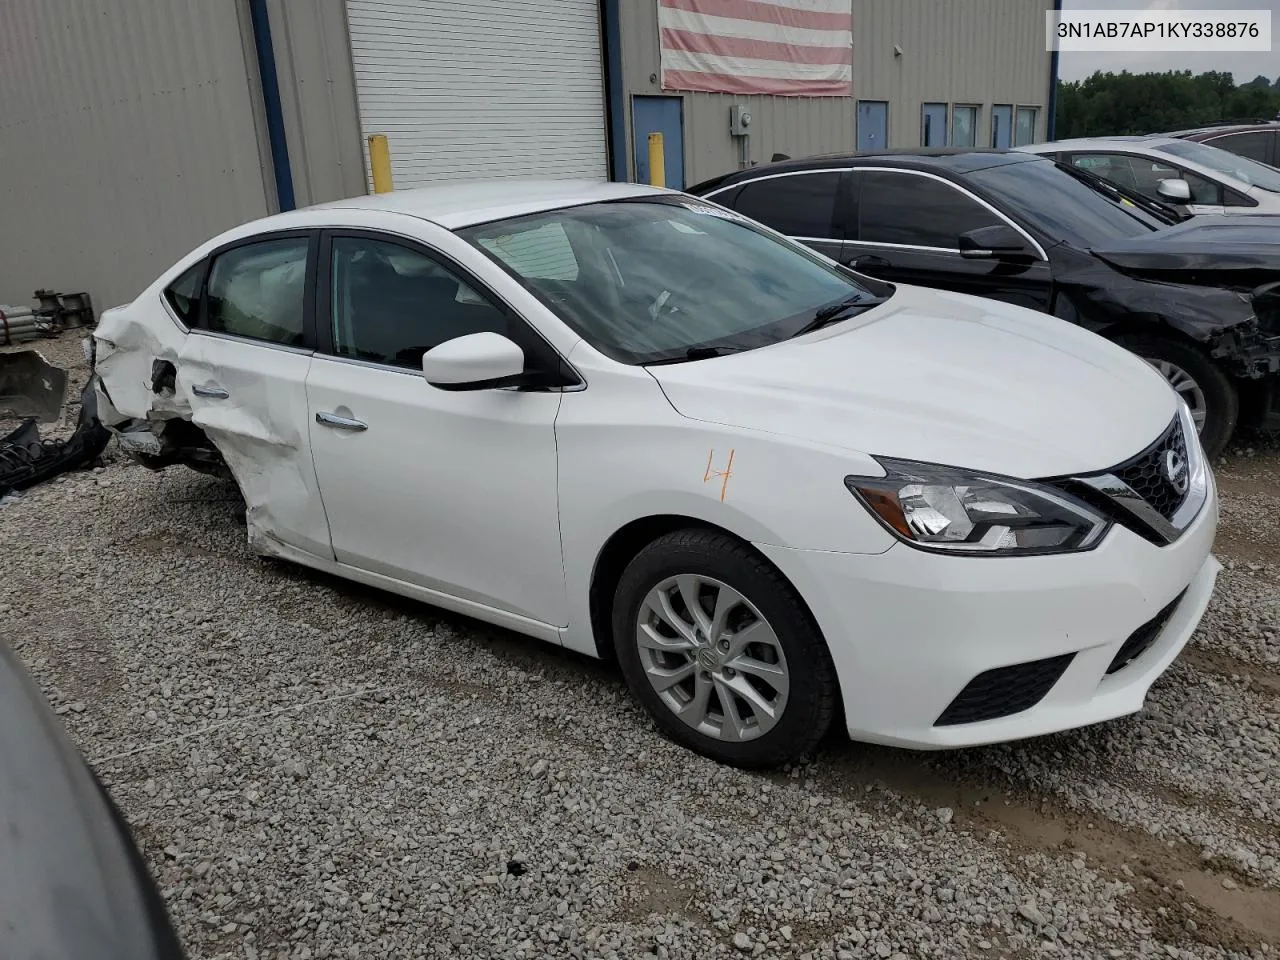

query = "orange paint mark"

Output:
[[703, 448, 736, 502]]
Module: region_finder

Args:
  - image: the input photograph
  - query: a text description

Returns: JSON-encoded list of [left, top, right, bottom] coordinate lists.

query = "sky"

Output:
[[1059, 0, 1280, 82]]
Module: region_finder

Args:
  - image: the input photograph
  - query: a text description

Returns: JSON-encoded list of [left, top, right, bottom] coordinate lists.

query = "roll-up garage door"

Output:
[[344, 0, 609, 187]]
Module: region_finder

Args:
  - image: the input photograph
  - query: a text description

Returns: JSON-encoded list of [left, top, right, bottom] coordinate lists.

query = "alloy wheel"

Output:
[[1145, 357, 1207, 433], [634, 574, 790, 742]]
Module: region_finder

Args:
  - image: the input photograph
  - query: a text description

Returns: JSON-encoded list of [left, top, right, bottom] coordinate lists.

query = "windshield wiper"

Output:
[[790, 294, 883, 339], [641, 345, 745, 366], [1055, 162, 1186, 224]]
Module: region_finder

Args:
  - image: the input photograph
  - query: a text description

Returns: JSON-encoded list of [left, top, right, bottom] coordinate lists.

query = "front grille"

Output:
[[1105, 590, 1185, 675], [1111, 417, 1189, 522], [934, 653, 1075, 726]]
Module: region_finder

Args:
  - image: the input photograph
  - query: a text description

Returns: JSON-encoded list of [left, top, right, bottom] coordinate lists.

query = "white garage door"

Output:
[[345, 0, 608, 188]]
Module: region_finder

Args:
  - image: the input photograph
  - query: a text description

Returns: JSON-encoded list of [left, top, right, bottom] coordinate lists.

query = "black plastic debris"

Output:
[[0, 379, 111, 497]]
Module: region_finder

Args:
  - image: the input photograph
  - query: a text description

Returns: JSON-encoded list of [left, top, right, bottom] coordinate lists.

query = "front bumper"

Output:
[[757, 472, 1219, 749]]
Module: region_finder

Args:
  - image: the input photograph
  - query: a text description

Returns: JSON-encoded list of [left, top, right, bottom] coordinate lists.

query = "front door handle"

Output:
[[191, 384, 230, 400], [846, 254, 890, 270], [315, 411, 368, 432]]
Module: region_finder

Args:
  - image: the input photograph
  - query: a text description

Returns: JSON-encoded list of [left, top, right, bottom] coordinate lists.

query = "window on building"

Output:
[[921, 103, 948, 147], [205, 238, 309, 346], [854, 170, 1002, 248], [329, 236, 510, 369], [164, 260, 206, 326], [1014, 106, 1039, 146], [991, 105, 1013, 149], [951, 105, 978, 148], [731, 172, 842, 239]]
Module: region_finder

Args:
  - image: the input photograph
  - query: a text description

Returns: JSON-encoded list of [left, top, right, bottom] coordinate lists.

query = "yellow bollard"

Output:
[[647, 132, 665, 188], [368, 134, 393, 193]]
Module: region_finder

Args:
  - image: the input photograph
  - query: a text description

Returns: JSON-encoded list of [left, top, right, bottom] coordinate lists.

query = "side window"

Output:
[[163, 260, 206, 326], [730, 172, 842, 239], [206, 238, 309, 346], [330, 236, 509, 370], [855, 171, 1002, 248], [1177, 169, 1224, 205], [1210, 132, 1270, 164], [1070, 153, 1141, 190]]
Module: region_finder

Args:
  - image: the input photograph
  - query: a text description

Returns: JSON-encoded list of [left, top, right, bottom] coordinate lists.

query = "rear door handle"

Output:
[[315, 411, 368, 432], [191, 384, 230, 400], [846, 254, 890, 270]]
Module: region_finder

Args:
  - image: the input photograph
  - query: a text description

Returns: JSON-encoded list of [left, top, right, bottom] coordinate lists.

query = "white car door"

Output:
[[304, 231, 568, 627], [176, 232, 334, 559]]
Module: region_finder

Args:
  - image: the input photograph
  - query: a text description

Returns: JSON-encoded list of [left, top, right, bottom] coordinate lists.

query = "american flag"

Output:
[[658, 0, 853, 97]]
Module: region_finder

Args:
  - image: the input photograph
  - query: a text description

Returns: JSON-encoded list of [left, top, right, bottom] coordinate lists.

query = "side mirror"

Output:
[[421, 332, 528, 391], [1156, 178, 1192, 202], [958, 224, 1036, 261]]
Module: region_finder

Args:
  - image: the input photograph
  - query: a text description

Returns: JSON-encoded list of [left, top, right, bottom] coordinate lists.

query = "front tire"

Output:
[[1115, 334, 1238, 460], [612, 529, 837, 769]]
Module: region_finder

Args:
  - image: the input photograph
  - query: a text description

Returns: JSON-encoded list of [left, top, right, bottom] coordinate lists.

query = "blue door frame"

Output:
[[991, 105, 1013, 148], [921, 103, 947, 147], [857, 101, 888, 150], [632, 95, 685, 189]]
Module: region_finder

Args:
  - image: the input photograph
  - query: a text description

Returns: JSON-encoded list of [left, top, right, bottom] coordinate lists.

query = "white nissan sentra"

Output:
[[92, 179, 1219, 768]]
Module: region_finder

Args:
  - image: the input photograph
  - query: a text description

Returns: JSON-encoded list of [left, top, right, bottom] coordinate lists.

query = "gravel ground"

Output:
[[2, 335, 1278, 959]]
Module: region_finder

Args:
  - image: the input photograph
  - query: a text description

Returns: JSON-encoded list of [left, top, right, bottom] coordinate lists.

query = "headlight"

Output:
[[845, 458, 1109, 556]]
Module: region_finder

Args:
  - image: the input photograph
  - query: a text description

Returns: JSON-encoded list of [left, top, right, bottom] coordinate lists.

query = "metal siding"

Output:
[[344, 0, 609, 187], [267, 0, 368, 206], [0, 0, 273, 311], [620, 0, 1052, 185]]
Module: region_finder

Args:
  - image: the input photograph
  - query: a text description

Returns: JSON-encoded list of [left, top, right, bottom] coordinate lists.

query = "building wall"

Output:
[[618, 0, 1054, 187], [266, 0, 368, 208], [0, 0, 274, 311]]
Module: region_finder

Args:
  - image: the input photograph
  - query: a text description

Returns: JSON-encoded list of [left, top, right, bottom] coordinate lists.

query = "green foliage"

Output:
[[1055, 70, 1280, 138]]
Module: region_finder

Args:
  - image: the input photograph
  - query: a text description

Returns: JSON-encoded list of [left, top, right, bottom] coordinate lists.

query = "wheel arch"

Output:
[[587, 514, 824, 665]]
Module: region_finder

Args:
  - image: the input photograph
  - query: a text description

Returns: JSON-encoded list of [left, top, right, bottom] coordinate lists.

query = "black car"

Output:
[[0, 641, 186, 960], [688, 150, 1280, 458]]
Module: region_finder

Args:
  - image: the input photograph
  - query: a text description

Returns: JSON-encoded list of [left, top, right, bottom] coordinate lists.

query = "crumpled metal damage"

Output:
[[1049, 245, 1280, 380], [92, 304, 327, 558]]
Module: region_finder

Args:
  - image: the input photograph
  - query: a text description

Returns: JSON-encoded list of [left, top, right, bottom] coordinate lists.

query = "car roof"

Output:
[[1018, 135, 1181, 152], [689, 149, 1042, 193], [1169, 122, 1280, 139], [309, 178, 667, 229]]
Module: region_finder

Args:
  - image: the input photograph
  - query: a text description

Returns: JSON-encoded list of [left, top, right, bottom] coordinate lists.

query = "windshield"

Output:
[[1153, 139, 1280, 193], [458, 197, 883, 365], [965, 158, 1160, 247]]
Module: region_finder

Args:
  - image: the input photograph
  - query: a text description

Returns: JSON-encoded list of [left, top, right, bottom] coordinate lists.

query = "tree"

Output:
[[1054, 70, 1280, 137]]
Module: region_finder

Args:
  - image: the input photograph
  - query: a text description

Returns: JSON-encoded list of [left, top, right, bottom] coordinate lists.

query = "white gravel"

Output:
[[2, 337, 1278, 959]]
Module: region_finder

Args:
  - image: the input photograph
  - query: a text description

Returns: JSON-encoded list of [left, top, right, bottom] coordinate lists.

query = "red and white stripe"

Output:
[[659, 0, 853, 97]]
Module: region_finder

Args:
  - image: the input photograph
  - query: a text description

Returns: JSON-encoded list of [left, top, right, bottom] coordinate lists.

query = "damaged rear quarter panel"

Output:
[[92, 300, 192, 425]]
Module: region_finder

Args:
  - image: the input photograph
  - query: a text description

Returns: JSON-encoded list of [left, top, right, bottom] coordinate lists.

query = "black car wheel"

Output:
[[1116, 334, 1238, 460], [612, 529, 838, 769]]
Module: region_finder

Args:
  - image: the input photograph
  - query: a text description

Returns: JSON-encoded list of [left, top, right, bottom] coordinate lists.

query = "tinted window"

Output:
[[206, 238, 308, 346], [855, 171, 1002, 248], [731, 173, 841, 239], [966, 159, 1157, 246], [1209, 131, 1271, 164], [164, 260, 205, 325], [330, 237, 509, 369], [460, 198, 879, 365]]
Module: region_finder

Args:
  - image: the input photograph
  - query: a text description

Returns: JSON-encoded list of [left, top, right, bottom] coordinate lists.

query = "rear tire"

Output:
[[1114, 334, 1238, 460], [612, 529, 837, 769]]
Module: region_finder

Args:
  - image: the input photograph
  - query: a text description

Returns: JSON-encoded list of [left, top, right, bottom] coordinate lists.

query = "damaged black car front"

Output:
[[967, 160, 1280, 459]]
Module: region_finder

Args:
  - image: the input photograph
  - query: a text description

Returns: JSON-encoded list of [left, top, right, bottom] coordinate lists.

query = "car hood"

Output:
[[647, 285, 1177, 479], [1093, 215, 1280, 274]]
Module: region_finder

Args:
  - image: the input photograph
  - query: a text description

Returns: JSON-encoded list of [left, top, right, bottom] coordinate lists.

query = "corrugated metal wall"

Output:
[[619, 0, 1054, 186], [0, 0, 273, 311]]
